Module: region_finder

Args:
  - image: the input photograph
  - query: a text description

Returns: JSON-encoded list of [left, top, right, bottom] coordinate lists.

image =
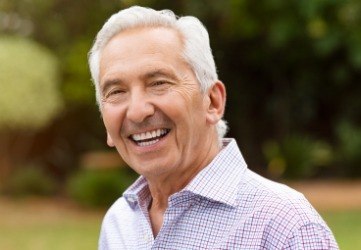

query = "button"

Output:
[[127, 196, 137, 203]]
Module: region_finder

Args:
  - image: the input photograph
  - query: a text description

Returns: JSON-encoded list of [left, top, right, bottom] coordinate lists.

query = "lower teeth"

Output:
[[138, 138, 160, 147]]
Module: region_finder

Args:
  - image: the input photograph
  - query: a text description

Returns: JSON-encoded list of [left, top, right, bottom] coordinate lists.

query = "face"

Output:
[[99, 27, 221, 180]]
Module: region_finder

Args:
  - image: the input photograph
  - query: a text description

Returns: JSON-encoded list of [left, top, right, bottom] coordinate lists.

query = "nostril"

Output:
[[127, 101, 155, 123]]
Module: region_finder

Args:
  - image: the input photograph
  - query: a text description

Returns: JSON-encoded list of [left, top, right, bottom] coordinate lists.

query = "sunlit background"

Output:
[[0, 0, 360, 249]]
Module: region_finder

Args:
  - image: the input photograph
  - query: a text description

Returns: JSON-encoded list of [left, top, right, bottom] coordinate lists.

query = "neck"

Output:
[[147, 158, 212, 237], [148, 139, 221, 203], [147, 136, 222, 236]]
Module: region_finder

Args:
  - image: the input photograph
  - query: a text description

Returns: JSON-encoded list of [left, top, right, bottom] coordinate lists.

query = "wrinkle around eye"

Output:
[[170, 80, 202, 103], [149, 81, 173, 94], [102, 89, 127, 103]]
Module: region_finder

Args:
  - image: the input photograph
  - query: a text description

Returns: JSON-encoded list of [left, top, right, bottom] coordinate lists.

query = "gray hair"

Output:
[[88, 6, 228, 141]]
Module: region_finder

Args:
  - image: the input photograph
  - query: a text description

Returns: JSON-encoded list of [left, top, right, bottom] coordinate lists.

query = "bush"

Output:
[[67, 168, 138, 208], [3, 166, 57, 196], [263, 135, 333, 179], [336, 122, 361, 176]]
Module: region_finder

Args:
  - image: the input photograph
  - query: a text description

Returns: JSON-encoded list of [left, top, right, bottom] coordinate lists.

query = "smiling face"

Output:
[[99, 27, 223, 181]]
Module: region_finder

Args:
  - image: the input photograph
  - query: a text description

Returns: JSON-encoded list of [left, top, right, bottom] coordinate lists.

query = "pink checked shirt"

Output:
[[99, 138, 338, 249]]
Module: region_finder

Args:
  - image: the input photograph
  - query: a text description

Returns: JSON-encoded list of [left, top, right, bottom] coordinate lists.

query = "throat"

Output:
[[148, 198, 167, 237]]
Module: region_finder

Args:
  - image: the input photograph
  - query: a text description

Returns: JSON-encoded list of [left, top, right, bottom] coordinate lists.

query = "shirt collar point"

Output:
[[124, 194, 138, 205]]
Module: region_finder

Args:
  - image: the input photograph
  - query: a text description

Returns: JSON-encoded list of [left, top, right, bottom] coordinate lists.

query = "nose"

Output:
[[126, 90, 155, 123]]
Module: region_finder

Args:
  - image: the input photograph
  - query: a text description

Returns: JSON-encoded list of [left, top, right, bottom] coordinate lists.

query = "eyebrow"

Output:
[[142, 68, 179, 81]]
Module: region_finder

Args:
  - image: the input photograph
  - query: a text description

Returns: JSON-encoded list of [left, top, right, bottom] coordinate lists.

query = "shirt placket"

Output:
[[152, 194, 193, 249], [137, 195, 155, 249]]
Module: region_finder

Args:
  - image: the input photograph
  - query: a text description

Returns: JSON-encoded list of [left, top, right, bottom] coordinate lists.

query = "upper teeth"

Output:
[[132, 129, 168, 141]]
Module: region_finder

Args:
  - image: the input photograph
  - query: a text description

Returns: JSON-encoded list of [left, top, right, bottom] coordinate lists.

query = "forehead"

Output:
[[99, 27, 186, 84], [101, 27, 184, 68]]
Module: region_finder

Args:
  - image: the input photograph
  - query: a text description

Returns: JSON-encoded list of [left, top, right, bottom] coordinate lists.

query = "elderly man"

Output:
[[88, 6, 338, 250]]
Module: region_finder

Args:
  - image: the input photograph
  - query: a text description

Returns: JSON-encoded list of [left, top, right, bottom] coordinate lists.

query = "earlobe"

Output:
[[107, 132, 115, 147], [206, 81, 226, 125]]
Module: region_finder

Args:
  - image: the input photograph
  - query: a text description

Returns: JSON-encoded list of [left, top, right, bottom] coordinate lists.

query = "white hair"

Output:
[[88, 6, 228, 141]]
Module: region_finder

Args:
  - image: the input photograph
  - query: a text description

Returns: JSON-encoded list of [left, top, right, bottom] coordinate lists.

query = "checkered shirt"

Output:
[[99, 138, 339, 249]]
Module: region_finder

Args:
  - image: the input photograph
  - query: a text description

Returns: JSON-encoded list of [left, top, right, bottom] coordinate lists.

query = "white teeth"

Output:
[[138, 138, 160, 147], [133, 134, 139, 141], [131, 129, 168, 144]]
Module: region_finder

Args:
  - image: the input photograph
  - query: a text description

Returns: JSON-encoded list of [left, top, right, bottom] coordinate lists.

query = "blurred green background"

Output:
[[0, 0, 360, 249]]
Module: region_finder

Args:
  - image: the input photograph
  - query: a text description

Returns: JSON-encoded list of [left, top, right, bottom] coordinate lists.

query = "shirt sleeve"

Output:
[[283, 223, 339, 250]]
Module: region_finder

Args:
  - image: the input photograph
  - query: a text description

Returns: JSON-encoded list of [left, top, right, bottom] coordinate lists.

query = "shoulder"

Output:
[[99, 196, 140, 249], [238, 169, 319, 221], [99, 197, 132, 239], [101, 196, 133, 228], [234, 170, 338, 248], [285, 222, 339, 249]]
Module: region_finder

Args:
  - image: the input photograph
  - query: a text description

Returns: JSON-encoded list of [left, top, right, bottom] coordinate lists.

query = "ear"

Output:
[[205, 81, 226, 125], [107, 132, 115, 147]]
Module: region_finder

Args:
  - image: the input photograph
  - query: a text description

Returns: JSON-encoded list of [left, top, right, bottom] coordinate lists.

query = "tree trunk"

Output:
[[0, 133, 13, 186]]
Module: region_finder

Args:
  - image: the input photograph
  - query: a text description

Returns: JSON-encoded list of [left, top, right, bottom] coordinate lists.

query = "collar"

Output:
[[123, 138, 248, 208], [184, 138, 247, 207], [123, 176, 150, 208]]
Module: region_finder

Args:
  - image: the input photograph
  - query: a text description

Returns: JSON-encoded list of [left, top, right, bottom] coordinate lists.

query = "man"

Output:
[[88, 6, 338, 249]]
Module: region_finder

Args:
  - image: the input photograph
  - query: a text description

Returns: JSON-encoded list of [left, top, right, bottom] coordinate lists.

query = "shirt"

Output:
[[99, 138, 339, 249]]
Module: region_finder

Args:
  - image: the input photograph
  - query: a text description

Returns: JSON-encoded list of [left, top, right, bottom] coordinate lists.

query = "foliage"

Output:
[[0, 36, 62, 130], [3, 166, 57, 196], [263, 135, 333, 179], [336, 122, 361, 176], [0, 35, 63, 182], [67, 168, 138, 208], [62, 39, 94, 104]]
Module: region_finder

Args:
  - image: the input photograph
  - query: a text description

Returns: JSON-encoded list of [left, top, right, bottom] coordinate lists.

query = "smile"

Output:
[[130, 128, 170, 147]]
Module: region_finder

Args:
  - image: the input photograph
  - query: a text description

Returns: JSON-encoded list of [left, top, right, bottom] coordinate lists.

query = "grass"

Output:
[[0, 219, 100, 250], [0, 197, 103, 250], [0, 197, 360, 249], [322, 210, 361, 250]]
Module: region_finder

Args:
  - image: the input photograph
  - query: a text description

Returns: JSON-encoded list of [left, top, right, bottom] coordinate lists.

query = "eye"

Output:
[[106, 89, 125, 98], [150, 80, 172, 94], [152, 81, 167, 86], [102, 88, 127, 103], [107, 89, 125, 97]]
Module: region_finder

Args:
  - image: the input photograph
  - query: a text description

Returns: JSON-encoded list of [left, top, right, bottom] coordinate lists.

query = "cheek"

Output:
[[101, 106, 124, 133], [164, 92, 207, 133], [168, 87, 202, 110]]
